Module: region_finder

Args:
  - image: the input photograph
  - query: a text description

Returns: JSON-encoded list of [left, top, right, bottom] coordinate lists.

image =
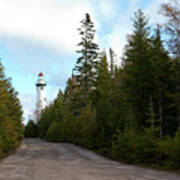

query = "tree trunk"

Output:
[[159, 92, 163, 138]]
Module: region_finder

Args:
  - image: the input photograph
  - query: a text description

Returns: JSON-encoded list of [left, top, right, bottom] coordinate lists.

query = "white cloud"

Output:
[[97, 0, 118, 21], [128, 0, 140, 3], [0, 0, 97, 54], [99, 1, 137, 64], [144, 0, 167, 25], [0, 0, 166, 59]]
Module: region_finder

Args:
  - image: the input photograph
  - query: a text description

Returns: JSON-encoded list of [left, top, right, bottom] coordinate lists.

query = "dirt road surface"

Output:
[[0, 139, 179, 180]]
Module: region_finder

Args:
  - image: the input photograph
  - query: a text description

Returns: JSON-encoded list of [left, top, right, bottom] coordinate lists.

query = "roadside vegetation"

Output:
[[24, 120, 39, 138], [36, 0, 179, 170], [0, 61, 23, 159]]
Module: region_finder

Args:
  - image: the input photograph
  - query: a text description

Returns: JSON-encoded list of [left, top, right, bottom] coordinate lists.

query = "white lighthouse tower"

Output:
[[36, 72, 47, 121]]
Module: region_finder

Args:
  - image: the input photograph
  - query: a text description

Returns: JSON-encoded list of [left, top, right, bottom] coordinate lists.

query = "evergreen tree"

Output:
[[38, 90, 64, 138], [123, 9, 154, 130], [64, 77, 83, 117], [150, 28, 173, 136], [77, 101, 96, 148], [170, 58, 180, 131], [0, 61, 23, 157], [160, 0, 180, 131], [24, 120, 39, 138], [109, 48, 116, 77], [95, 54, 112, 149], [52, 90, 64, 122], [75, 13, 99, 103], [146, 96, 159, 137]]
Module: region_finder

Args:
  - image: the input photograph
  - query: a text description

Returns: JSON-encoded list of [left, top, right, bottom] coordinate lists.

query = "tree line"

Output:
[[0, 61, 23, 159], [25, 0, 180, 170]]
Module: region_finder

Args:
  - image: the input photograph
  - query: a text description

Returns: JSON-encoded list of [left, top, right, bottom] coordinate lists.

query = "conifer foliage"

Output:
[[160, 0, 180, 131], [123, 9, 154, 130], [0, 61, 23, 158], [75, 13, 99, 103]]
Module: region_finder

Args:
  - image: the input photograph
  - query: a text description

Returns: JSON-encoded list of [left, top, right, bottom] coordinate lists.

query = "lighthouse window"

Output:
[[41, 87, 44, 90]]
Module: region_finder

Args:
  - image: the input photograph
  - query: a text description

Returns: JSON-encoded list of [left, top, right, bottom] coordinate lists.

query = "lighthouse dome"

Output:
[[36, 72, 46, 86], [39, 72, 44, 77]]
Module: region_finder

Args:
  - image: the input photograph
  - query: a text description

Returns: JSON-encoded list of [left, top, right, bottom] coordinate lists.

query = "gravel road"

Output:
[[0, 138, 179, 180]]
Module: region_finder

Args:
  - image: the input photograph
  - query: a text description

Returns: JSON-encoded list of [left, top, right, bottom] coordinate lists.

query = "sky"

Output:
[[0, 0, 167, 123]]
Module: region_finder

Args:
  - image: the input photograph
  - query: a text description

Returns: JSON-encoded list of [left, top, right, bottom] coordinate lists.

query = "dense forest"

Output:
[[0, 61, 23, 159], [25, 1, 180, 169]]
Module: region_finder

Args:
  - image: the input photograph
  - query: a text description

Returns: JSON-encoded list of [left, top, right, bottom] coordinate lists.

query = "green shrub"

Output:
[[0, 137, 4, 158], [157, 135, 173, 166], [135, 130, 158, 164], [172, 131, 180, 168], [24, 120, 39, 138], [111, 130, 136, 163], [158, 131, 180, 169]]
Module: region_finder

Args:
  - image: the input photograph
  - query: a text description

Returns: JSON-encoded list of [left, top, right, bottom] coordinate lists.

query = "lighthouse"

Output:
[[35, 72, 47, 121]]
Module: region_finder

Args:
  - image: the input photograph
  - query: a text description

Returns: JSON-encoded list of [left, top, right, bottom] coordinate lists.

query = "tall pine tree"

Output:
[[123, 9, 155, 130], [150, 28, 173, 137], [75, 13, 99, 104], [95, 53, 112, 149]]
